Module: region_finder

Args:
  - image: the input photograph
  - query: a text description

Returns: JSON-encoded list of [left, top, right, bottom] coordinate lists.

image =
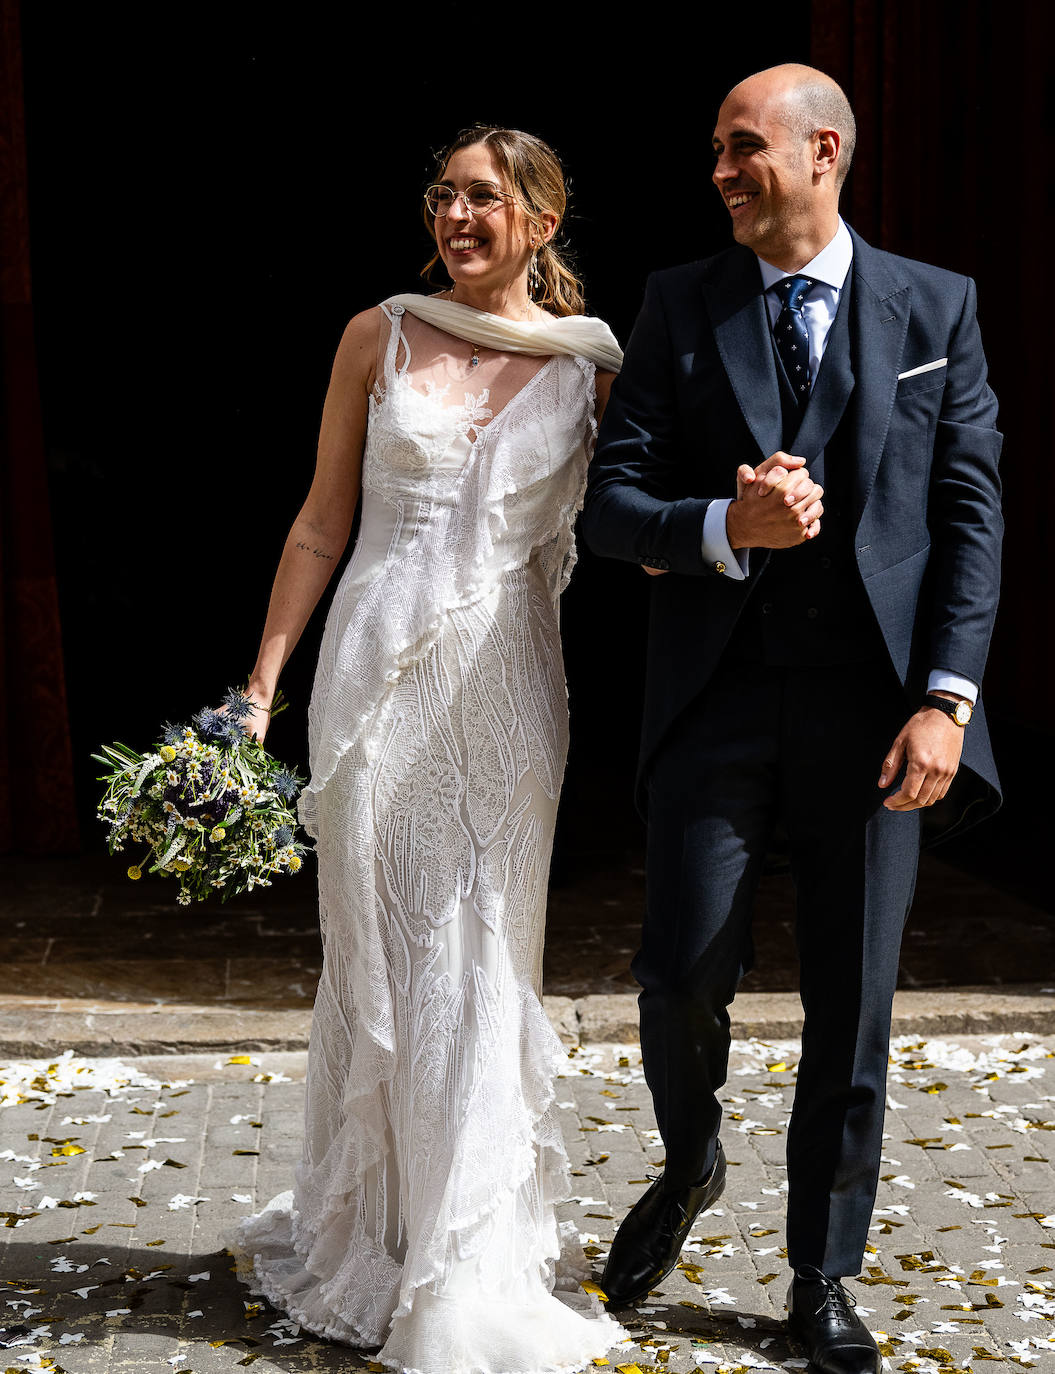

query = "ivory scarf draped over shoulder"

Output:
[[385, 293, 624, 372]]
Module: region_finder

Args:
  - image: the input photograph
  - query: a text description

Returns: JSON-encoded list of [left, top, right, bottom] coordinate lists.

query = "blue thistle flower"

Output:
[[272, 824, 293, 848], [161, 721, 184, 745], [193, 708, 245, 749], [272, 770, 299, 800], [219, 716, 245, 748], [193, 707, 227, 741], [222, 688, 257, 722]]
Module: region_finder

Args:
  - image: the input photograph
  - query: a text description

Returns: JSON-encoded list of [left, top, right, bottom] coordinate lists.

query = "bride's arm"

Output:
[[594, 369, 616, 426], [243, 307, 382, 740]]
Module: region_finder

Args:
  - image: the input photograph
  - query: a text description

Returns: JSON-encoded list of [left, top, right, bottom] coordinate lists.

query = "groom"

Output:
[[580, 64, 1002, 1374]]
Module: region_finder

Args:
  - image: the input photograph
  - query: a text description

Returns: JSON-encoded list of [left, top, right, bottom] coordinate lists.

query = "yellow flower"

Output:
[[159, 745, 177, 763], [127, 865, 142, 880], [173, 860, 191, 872], [211, 826, 226, 842], [288, 854, 302, 872]]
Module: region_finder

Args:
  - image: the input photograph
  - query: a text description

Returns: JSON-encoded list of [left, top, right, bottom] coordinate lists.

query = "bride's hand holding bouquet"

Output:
[[94, 687, 307, 905]]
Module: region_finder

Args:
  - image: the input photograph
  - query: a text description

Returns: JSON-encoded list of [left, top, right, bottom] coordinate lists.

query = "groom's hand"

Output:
[[727, 452, 823, 550]]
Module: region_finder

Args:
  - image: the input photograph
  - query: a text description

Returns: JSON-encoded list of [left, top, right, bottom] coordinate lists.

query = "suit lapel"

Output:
[[701, 247, 783, 461], [847, 230, 912, 520]]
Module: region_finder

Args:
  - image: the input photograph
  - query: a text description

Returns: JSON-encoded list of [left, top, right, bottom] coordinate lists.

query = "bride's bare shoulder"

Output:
[[339, 306, 385, 353], [328, 307, 386, 393]]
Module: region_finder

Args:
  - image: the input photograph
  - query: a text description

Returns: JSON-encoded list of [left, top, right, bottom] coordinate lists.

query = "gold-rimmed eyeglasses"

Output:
[[424, 181, 518, 218]]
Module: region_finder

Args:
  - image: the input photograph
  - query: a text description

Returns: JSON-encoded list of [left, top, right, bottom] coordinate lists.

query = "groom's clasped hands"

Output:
[[728, 451, 824, 548], [641, 451, 823, 577]]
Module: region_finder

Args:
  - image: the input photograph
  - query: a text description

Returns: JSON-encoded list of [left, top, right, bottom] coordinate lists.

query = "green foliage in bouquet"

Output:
[[94, 689, 308, 904]]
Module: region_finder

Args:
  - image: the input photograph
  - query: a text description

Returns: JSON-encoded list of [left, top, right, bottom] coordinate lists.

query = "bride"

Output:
[[235, 127, 625, 1374]]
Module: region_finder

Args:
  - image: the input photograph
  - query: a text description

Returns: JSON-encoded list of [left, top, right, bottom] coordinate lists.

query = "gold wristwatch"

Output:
[[924, 694, 973, 727]]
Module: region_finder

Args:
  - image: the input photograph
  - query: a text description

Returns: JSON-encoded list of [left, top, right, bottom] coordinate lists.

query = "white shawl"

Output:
[[385, 293, 623, 372]]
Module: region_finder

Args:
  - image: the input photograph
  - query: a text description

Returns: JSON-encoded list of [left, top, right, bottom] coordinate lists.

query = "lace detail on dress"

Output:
[[237, 303, 621, 1374]]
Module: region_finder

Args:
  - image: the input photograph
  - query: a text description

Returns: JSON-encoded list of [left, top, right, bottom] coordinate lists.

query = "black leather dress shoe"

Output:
[[787, 1265, 880, 1374], [600, 1141, 726, 1307]]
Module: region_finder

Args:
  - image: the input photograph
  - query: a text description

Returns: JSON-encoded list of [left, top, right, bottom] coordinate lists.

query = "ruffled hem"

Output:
[[234, 981, 626, 1373], [237, 1196, 627, 1374]]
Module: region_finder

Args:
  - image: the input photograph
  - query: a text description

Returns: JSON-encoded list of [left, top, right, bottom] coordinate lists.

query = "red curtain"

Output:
[[0, 0, 78, 852], [811, 0, 1053, 726]]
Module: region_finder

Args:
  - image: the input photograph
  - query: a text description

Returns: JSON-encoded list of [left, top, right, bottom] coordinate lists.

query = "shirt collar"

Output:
[[756, 217, 853, 293]]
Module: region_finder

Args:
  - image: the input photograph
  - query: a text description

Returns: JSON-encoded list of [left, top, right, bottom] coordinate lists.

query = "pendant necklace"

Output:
[[469, 343, 480, 369]]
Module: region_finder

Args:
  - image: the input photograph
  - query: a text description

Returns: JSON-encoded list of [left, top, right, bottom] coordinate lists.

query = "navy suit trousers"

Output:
[[635, 655, 921, 1277]]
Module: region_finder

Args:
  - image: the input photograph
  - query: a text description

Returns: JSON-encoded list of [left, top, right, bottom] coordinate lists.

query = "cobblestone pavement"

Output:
[[4, 1035, 1055, 1374]]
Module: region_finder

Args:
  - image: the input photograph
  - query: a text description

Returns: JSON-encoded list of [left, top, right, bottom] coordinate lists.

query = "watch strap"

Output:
[[924, 693, 972, 724]]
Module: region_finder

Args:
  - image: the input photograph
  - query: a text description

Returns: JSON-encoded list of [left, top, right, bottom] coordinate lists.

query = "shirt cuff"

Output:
[[702, 498, 750, 580], [927, 669, 979, 705]]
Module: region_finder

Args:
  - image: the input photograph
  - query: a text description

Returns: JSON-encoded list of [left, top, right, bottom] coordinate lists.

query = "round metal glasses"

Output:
[[424, 181, 517, 217]]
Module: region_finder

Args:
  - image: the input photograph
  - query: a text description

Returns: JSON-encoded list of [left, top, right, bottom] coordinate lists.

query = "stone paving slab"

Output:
[[5, 989, 1055, 1058], [3, 1035, 1055, 1373]]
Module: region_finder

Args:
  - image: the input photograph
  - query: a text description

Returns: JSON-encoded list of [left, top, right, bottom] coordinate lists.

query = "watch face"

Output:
[[954, 700, 972, 726]]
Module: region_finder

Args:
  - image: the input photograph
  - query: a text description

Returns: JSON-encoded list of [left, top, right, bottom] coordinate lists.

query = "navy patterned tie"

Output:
[[773, 274, 815, 408]]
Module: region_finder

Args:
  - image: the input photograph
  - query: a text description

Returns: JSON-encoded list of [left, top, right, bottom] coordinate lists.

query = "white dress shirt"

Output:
[[699, 218, 977, 703]]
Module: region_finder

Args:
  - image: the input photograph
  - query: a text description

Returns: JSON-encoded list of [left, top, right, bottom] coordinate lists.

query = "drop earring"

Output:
[[529, 245, 542, 299]]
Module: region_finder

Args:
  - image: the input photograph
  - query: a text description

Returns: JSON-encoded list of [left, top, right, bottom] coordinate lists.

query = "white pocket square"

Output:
[[898, 358, 948, 381]]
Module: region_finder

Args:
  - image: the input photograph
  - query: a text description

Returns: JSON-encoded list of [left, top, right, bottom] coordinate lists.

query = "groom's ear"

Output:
[[812, 128, 841, 183]]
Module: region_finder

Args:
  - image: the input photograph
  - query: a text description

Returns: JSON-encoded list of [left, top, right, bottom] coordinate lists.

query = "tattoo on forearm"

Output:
[[295, 541, 335, 561]]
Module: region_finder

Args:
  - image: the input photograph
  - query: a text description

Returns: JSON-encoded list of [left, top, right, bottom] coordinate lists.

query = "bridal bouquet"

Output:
[[94, 689, 307, 905]]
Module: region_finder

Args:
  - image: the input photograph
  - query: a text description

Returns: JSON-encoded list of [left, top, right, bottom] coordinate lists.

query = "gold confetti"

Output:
[[919, 1082, 948, 1094], [163, 1159, 187, 1168], [750, 1228, 778, 1237], [232, 1150, 259, 1157], [228, 1055, 254, 1064], [145, 1239, 166, 1247], [757, 1273, 778, 1285], [581, 1281, 609, 1301], [617, 1365, 645, 1374], [917, 1350, 954, 1365], [766, 1062, 787, 1072], [51, 1144, 86, 1157], [129, 1197, 148, 1208], [593, 1359, 611, 1367]]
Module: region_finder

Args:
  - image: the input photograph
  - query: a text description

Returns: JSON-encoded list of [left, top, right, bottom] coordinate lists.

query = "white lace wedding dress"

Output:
[[238, 296, 625, 1374]]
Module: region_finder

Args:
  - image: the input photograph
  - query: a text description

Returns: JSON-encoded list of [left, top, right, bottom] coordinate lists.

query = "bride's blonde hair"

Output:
[[421, 126, 585, 318]]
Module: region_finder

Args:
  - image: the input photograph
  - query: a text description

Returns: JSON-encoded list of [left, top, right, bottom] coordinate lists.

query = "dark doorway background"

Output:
[[14, 4, 1054, 906], [21, 9, 816, 868]]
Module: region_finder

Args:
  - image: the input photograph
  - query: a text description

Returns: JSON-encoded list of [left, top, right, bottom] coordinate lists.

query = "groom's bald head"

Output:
[[725, 64, 857, 188]]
